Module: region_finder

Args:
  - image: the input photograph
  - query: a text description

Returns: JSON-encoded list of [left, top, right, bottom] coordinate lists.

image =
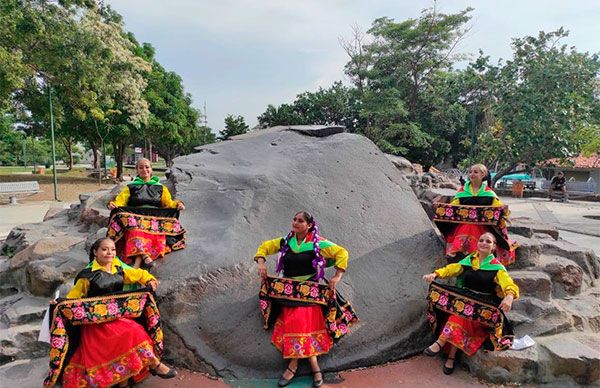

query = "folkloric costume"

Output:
[[434, 181, 517, 265], [426, 253, 519, 356], [107, 176, 186, 264], [44, 259, 163, 388], [255, 232, 356, 358]]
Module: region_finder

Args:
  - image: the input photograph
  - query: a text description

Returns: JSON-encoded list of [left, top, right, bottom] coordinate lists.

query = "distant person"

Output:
[[549, 171, 567, 202]]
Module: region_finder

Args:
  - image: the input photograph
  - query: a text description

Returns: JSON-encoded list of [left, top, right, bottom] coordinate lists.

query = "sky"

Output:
[[105, 0, 600, 131]]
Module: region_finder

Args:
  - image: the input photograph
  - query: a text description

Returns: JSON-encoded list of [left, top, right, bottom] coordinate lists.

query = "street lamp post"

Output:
[[48, 84, 59, 201]]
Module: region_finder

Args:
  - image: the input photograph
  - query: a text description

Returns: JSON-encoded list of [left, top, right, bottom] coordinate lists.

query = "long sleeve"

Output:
[[434, 263, 464, 279], [254, 238, 283, 259], [160, 186, 181, 209], [321, 243, 349, 271], [495, 270, 519, 299], [111, 186, 131, 207], [123, 267, 156, 286], [66, 278, 90, 299]]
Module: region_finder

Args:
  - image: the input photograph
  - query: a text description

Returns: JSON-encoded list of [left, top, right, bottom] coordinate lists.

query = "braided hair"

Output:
[[275, 211, 326, 281], [89, 237, 114, 262]]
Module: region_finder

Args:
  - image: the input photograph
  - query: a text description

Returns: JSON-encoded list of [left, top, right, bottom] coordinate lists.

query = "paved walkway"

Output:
[[0, 201, 63, 239], [503, 197, 600, 255]]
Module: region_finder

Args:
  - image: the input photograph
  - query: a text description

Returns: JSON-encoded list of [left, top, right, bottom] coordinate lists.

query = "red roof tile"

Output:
[[543, 153, 600, 169]]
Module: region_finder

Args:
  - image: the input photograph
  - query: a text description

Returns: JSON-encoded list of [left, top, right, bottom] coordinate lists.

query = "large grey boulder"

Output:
[[155, 127, 444, 378]]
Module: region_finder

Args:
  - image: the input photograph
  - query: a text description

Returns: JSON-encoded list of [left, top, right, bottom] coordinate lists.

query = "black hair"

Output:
[[89, 237, 114, 262]]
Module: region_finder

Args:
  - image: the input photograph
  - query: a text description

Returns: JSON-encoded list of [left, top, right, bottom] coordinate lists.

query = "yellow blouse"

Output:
[[66, 259, 156, 299], [434, 256, 519, 299], [110, 185, 181, 208], [254, 237, 348, 271]]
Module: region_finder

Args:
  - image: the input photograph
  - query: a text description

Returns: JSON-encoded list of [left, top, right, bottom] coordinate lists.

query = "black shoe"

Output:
[[277, 367, 297, 387], [423, 340, 443, 357], [312, 370, 324, 387], [150, 363, 177, 379], [443, 357, 456, 375]]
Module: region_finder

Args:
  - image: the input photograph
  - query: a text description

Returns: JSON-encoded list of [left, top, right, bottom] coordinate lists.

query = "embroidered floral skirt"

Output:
[[122, 230, 169, 263], [439, 315, 488, 356], [61, 318, 157, 388], [445, 224, 515, 265], [271, 305, 333, 359]]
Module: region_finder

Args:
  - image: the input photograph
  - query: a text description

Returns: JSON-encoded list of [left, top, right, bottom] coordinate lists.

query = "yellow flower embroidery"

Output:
[[50, 348, 61, 360], [484, 210, 494, 220], [156, 328, 163, 342], [274, 282, 284, 293], [93, 304, 107, 316], [430, 291, 440, 302], [164, 222, 173, 231], [480, 309, 492, 320], [62, 308, 73, 320], [454, 300, 465, 313], [299, 285, 310, 296], [458, 208, 469, 218], [127, 299, 140, 312], [435, 207, 446, 216]]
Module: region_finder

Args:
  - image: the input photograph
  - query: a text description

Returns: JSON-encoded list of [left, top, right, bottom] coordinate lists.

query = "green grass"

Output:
[[0, 166, 31, 173]]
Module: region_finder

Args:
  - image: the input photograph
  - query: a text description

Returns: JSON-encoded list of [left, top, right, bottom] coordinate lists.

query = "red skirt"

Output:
[[121, 230, 169, 264], [445, 224, 515, 265], [271, 305, 333, 359], [61, 318, 157, 388], [439, 315, 489, 356]]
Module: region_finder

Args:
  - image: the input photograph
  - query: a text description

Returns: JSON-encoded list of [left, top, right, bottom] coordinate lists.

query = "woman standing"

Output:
[[422, 232, 519, 374], [108, 158, 185, 268], [255, 211, 349, 387]]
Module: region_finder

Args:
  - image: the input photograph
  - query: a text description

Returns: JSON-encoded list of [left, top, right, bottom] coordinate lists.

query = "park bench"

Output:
[[0, 181, 41, 205]]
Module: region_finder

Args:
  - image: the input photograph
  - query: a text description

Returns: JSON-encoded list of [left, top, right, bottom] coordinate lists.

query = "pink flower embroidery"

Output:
[[128, 216, 137, 227], [445, 208, 454, 217], [339, 324, 348, 334], [329, 323, 337, 331], [464, 304, 474, 316], [259, 300, 268, 310], [51, 337, 65, 349], [151, 220, 159, 231], [491, 312, 499, 322], [468, 210, 477, 219], [173, 223, 181, 232], [344, 310, 353, 321], [72, 306, 85, 320], [310, 287, 319, 298], [107, 302, 119, 315], [284, 284, 293, 295], [438, 294, 448, 306], [111, 221, 121, 232]]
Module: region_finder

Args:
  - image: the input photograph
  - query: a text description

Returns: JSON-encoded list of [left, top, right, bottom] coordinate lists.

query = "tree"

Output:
[[467, 29, 600, 185], [219, 114, 249, 140], [340, 6, 473, 166]]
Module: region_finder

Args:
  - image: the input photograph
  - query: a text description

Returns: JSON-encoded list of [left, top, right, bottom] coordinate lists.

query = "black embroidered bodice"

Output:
[[127, 184, 163, 207], [458, 195, 495, 206], [281, 238, 316, 278], [74, 267, 125, 297], [459, 266, 498, 295]]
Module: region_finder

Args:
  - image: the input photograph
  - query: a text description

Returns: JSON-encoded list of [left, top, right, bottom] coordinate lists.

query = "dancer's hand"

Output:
[[177, 202, 185, 210], [422, 273, 437, 283], [147, 279, 159, 291], [328, 274, 343, 291], [107, 202, 117, 210], [499, 294, 514, 313], [257, 258, 267, 279]]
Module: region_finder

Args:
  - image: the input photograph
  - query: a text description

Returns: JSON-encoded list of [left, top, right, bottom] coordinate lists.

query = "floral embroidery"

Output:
[[44, 291, 163, 388], [426, 282, 513, 353]]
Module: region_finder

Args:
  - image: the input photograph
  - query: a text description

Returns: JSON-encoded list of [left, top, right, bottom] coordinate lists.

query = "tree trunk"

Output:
[[90, 144, 100, 170], [491, 162, 519, 189], [113, 142, 125, 180], [62, 138, 74, 170]]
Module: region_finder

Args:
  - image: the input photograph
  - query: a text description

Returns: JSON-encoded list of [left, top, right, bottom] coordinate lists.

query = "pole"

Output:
[[48, 84, 59, 201]]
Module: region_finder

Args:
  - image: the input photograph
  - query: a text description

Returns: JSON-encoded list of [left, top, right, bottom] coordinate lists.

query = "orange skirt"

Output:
[[271, 305, 333, 359], [439, 315, 489, 356], [61, 318, 157, 388]]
